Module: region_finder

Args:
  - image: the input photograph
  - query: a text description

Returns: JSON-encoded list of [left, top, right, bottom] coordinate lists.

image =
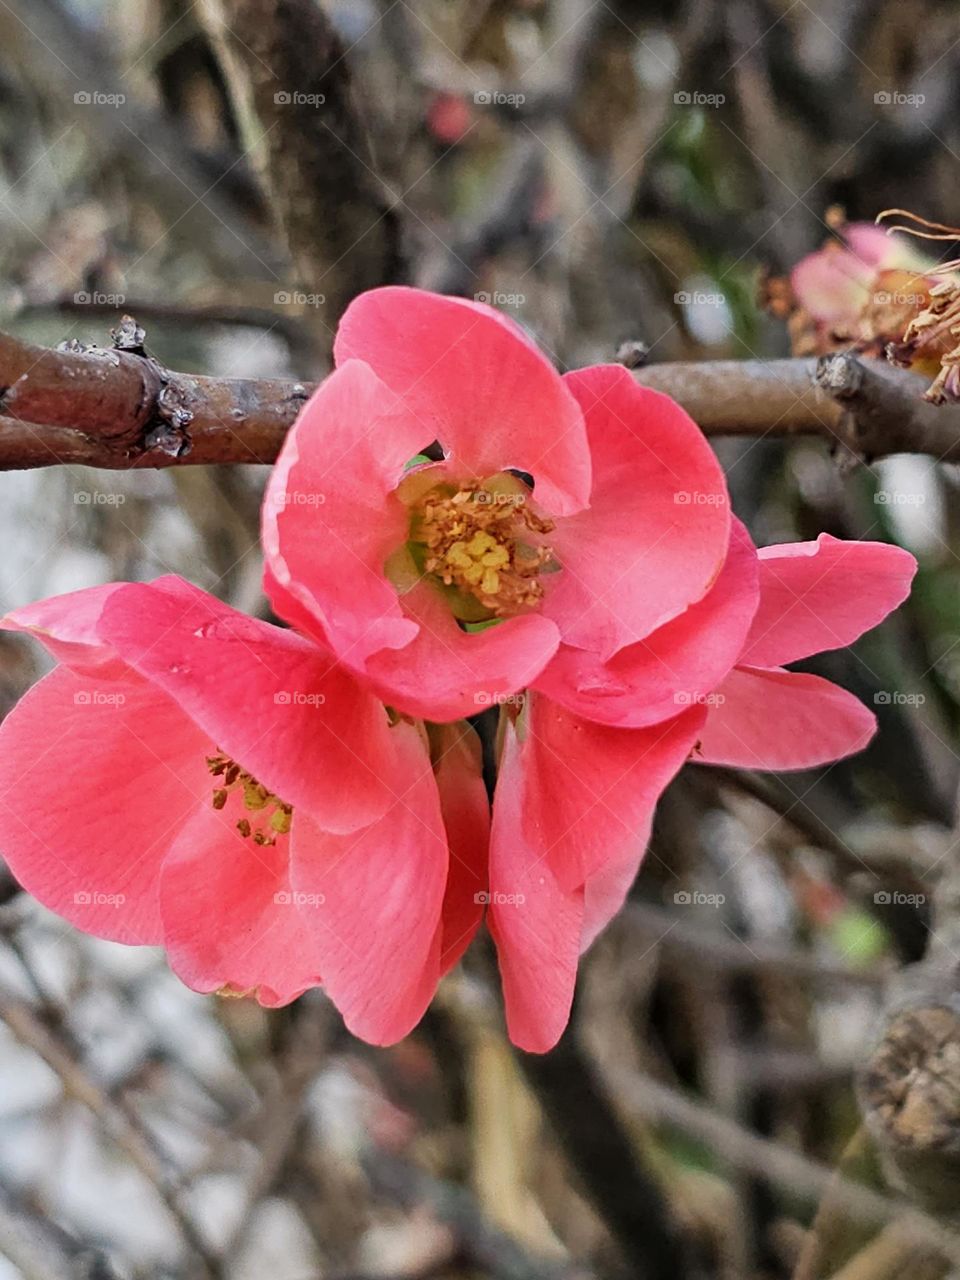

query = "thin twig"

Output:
[[0, 988, 222, 1279], [601, 1065, 960, 1268]]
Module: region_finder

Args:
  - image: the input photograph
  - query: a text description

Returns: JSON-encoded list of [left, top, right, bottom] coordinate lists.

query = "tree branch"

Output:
[[2, 325, 960, 471], [196, 0, 403, 331]]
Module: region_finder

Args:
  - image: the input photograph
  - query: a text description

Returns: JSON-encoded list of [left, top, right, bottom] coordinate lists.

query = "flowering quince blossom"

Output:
[[786, 221, 947, 360], [0, 577, 484, 1045], [0, 288, 916, 1054], [260, 286, 916, 1050]]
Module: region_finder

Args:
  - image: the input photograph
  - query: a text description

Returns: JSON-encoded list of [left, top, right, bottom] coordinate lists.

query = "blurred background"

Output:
[[0, 1, 959, 1277]]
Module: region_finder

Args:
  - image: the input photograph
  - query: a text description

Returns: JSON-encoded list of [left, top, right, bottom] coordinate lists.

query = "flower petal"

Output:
[[738, 534, 916, 669], [791, 246, 876, 325], [0, 666, 208, 943], [545, 365, 730, 658], [3, 583, 127, 674], [695, 665, 876, 769], [506, 692, 706, 893], [487, 696, 704, 1053], [333, 287, 590, 516], [98, 578, 402, 834], [160, 806, 321, 1007], [262, 359, 423, 665], [363, 579, 560, 723], [487, 721, 583, 1054], [290, 721, 448, 1045], [535, 517, 758, 727], [431, 723, 489, 974], [580, 846, 650, 953]]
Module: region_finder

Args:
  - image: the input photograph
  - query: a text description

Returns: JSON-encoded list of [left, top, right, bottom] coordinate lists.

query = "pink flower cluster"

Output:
[[0, 289, 915, 1051]]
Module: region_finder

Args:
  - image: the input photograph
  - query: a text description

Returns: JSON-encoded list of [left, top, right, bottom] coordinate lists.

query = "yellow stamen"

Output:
[[413, 480, 555, 616], [205, 752, 293, 846]]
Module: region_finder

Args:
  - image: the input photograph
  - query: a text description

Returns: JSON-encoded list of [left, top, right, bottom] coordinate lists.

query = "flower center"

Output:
[[413, 482, 555, 617], [206, 751, 293, 846]]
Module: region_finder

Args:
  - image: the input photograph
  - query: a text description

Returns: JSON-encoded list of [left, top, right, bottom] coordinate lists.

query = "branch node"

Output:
[[858, 982, 960, 1216], [110, 314, 148, 355], [815, 350, 866, 399]]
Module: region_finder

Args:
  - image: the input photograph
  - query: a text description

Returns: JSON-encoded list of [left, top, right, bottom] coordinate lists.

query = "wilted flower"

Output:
[[768, 216, 943, 359]]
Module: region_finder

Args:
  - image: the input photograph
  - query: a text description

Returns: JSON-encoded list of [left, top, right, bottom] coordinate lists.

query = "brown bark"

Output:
[[197, 0, 403, 336], [2, 325, 960, 470]]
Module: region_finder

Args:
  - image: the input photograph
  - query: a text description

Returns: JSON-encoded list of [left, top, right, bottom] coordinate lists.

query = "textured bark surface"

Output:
[[197, 0, 403, 336]]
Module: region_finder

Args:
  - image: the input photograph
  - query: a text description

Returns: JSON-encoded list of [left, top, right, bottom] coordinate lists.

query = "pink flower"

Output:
[[262, 288, 738, 722], [0, 287, 918, 1055], [0, 577, 487, 1044], [260, 286, 916, 1051], [490, 528, 915, 1050]]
